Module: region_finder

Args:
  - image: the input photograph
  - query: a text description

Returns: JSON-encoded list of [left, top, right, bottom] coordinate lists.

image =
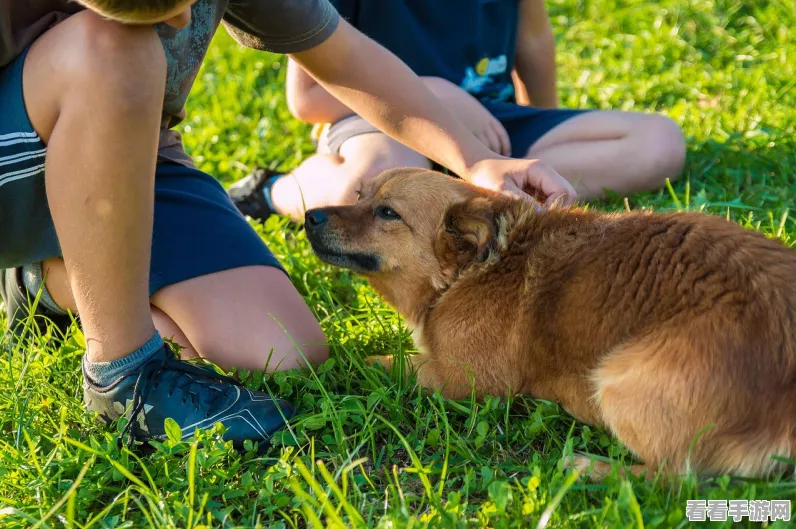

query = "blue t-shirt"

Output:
[[333, 0, 519, 104]]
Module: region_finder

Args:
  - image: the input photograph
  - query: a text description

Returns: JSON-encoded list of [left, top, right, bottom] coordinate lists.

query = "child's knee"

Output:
[[188, 316, 328, 373], [289, 317, 330, 367], [261, 315, 329, 371], [638, 116, 686, 181], [172, 277, 329, 372], [50, 11, 166, 102], [23, 11, 167, 140], [340, 134, 430, 182]]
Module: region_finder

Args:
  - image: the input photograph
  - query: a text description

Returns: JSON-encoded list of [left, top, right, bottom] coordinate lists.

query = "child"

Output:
[[0, 0, 572, 448], [229, 0, 686, 222]]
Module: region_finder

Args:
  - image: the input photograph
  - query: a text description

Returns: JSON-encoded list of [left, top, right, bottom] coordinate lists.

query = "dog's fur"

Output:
[[305, 167, 796, 480]]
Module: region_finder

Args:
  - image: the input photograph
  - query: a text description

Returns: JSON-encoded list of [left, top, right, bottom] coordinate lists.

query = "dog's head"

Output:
[[305, 168, 510, 319]]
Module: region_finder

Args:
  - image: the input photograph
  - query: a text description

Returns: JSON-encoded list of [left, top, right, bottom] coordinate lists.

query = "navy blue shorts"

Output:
[[0, 48, 284, 296], [484, 102, 590, 158], [318, 101, 590, 158]]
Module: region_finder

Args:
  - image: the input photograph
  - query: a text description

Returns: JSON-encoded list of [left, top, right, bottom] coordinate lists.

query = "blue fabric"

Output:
[[484, 102, 589, 157], [334, 0, 520, 103], [148, 163, 287, 295], [0, 48, 285, 295], [0, 46, 60, 269], [321, 103, 590, 158], [325, 0, 592, 157]]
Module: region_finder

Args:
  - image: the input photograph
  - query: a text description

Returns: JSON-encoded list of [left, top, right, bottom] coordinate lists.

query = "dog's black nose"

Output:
[[305, 210, 329, 229]]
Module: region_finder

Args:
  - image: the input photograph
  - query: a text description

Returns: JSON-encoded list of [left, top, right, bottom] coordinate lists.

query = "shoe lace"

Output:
[[119, 351, 242, 448]]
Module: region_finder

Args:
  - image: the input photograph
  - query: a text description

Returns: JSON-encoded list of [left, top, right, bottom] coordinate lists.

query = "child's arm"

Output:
[[513, 0, 559, 109], [287, 59, 511, 156], [285, 59, 466, 124], [286, 58, 352, 124], [290, 20, 566, 201]]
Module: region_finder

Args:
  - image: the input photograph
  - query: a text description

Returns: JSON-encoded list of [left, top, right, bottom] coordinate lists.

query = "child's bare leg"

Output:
[[270, 134, 431, 222], [8, 9, 295, 448], [150, 306, 201, 359], [42, 252, 325, 372], [527, 111, 685, 200], [41, 257, 73, 312], [337, 133, 432, 186], [151, 266, 328, 372], [24, 11, 163, 361], [42, 257, 200, 359]]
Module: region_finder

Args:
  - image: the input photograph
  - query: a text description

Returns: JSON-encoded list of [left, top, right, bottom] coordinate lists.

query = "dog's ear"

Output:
[[436, 196, 498, 273]]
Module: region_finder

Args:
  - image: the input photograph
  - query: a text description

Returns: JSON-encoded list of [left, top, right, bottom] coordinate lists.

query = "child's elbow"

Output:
[[289, 93, 335, 124], [287, 93, 314, 122]]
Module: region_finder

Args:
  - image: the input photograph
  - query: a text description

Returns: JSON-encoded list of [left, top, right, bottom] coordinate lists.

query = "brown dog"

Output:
[[304, 167, 796, 480]]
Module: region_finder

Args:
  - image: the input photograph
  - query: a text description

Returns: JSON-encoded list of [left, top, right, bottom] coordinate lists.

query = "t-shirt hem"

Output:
[[230, 3, 339, 54], [157, 150, 197, 170]]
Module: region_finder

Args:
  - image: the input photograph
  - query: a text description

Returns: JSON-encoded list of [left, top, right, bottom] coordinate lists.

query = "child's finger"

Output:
[[492, 120, 512, 156], [475, 131, 491, 151], [498, 179, 536, 203], [523, 161, 577, 202], [544, 191, 575, 207], [483, 126, 503, 155]]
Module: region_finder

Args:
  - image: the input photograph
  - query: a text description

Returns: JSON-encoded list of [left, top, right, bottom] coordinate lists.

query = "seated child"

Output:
[[229, 0, 686, 222], [1, 0, 572, 448]]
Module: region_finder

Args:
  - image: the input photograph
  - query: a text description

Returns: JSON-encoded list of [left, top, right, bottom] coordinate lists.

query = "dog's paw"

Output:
[[563, 454, 655, 482], [365, 355, 394, 370], [561, 454, 614, 483]]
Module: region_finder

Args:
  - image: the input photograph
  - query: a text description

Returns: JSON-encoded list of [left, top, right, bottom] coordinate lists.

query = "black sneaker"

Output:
[[1, 267, 71, 346], [227, 167, 283, 222], [83, 345, 295, 449]]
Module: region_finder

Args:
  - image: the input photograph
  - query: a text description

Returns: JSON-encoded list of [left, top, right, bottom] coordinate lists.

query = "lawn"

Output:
[[2, 0, 795, 527]]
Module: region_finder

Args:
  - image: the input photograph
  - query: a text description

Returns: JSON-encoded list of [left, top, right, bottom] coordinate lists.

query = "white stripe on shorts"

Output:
[[0, 137, 42, 148], [0, 163, 46, 189], [0, 148, 46, 168], [0, 131, 39, 141]]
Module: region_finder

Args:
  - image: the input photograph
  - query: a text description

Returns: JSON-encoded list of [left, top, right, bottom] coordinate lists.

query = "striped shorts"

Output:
[[0, 47, 285, 294], [0, 48, 58, 269]]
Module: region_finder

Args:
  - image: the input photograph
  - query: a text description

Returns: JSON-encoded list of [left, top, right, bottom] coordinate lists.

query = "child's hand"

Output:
[[466, 157, 576, 207], [457, 101, 512, 157], [422, 78, 511, 156]]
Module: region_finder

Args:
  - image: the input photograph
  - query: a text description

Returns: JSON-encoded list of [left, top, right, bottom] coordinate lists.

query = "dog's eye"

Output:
[[375, 205, 401, 220]]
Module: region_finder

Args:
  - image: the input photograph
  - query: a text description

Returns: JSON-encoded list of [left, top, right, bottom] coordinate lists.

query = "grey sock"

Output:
[[21, 262, 67, 316], [83, 332, 164, 387]]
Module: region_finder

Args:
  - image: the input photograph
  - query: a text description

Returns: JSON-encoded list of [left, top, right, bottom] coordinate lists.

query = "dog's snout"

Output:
[[305, 210, 329, 230]]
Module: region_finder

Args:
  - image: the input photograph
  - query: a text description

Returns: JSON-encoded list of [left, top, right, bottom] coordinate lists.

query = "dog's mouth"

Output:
[[309, 242, 380, 273]]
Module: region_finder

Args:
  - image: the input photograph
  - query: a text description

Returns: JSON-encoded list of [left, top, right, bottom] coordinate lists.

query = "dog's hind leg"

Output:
[[589, 330, 722, 481], [591, 326, 795, 481]]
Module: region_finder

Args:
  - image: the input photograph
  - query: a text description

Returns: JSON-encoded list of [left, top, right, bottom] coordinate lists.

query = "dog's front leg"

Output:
[[365, 354, 396, 371], [365, 353, 448, 390], [366, 353, 476, 399], [365, 353, 427, 376]]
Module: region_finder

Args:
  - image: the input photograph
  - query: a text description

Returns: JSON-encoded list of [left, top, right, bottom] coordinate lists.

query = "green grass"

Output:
[[2, 0, 795, 527]]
